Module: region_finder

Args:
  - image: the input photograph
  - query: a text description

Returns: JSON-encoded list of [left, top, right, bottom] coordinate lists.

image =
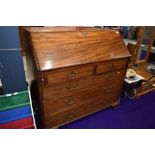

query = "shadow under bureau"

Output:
[[21, 27, 131, 128]]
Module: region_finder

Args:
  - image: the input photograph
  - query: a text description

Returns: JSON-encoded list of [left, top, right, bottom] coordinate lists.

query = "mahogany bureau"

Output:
[[21, 27, 131, 128]]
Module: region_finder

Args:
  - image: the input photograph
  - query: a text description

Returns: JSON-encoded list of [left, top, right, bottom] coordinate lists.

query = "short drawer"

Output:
[[42, 85, 121, 115], [96, 58, 128, 74], [42, 69, 126, 100], [43, 65, 95, 85], [43, 95, 118, 128], [137, 80, 155, 94]]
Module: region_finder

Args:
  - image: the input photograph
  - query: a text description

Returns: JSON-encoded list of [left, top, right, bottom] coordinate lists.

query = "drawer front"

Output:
[[96, 58, 128, 74], [43, 84, 121, 115], [137, 80, 155, 94], [43, 95, 118, 128], [43, 69, 126, 100], [43, 65, 95, 85]]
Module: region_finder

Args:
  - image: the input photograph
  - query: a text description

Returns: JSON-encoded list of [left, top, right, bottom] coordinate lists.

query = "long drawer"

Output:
[[43, 95, 118, 128], [43, 69, 126, 100], [42, 84, 121, 115]]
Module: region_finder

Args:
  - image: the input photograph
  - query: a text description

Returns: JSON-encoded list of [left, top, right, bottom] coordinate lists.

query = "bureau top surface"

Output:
[[26, 27, 130, 71]]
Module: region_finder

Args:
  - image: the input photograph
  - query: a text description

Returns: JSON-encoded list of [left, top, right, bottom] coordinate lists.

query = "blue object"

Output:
[[0, 105, 32, 124], [139, 49, 147, 60], [122, 26, 128, 38], [0, 26, 27, 94], [0, 26, 21, 49]]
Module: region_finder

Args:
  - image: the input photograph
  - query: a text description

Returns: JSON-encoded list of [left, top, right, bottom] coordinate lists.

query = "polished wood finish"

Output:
[[22, 27, 130, 128], [28, 27, 130, 71], [43, 95, 119, 128], [42, 69, 126, 100], [44, 65, 94, 85], [96, 58, 127, 74], [43, 69, 126, 115]]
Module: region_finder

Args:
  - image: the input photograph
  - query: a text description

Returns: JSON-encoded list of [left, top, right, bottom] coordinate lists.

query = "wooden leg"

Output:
[[111, 100, 120, 108]]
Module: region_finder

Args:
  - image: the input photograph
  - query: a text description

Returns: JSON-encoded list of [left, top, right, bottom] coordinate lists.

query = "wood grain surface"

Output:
[[22, 27, 130, 128], [26, 27, 130, 71]]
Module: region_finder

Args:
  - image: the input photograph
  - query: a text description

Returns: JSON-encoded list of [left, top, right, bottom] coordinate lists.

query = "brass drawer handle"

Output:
[[66, 71, 78, 79], [65, 82, 77, 91], [104, 86, 112, 93], [108, 63, 117, 69], [64, 97, 76, 106], [105, 74, 115, 80], [65, 111, 75, 119]]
